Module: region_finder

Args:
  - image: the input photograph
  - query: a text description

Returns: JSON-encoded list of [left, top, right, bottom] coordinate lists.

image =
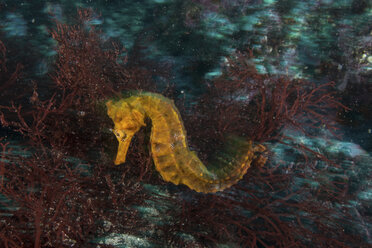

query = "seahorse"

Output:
[[106, 92, 266, 193]]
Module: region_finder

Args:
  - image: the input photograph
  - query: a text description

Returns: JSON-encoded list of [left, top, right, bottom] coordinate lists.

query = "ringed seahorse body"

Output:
[[106, 92, 266, 193]]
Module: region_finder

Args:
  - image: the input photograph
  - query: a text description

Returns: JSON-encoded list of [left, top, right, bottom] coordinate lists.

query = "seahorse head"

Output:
[[106, 99, 146, 165]]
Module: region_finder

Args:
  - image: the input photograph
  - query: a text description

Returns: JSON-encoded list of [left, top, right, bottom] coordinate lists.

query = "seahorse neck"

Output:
[[132, 93, 188, 147], [143, 95, 181, 126]]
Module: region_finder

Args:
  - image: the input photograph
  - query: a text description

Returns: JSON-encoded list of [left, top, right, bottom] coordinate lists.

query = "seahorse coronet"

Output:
[[106, 92, 267, 193]]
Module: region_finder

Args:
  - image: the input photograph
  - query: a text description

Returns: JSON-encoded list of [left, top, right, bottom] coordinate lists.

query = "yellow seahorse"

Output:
[[106, 92, 266, 193]]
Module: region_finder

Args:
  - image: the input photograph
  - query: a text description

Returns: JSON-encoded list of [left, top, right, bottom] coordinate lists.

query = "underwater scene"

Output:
[[0, 0, 371, 247]]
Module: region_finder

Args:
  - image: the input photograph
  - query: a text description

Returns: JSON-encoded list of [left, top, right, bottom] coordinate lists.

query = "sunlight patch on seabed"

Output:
[[3, 12, 27, 37], [94, 233, 151, 248], [358, 189, 372, 201], [0, 193, 20, 213]]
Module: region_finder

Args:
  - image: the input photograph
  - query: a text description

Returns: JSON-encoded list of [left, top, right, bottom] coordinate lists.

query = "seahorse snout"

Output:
[[113, 134, 132, 165]]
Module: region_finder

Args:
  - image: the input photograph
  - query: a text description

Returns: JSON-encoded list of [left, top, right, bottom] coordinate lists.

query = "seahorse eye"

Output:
[[113, 129, 120, 137], [121, 132, 127, 141], [112, 129, 126, 140]]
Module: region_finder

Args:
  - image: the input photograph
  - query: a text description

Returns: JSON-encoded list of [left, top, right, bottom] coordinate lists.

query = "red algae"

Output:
[[0, 8, 366, 248]]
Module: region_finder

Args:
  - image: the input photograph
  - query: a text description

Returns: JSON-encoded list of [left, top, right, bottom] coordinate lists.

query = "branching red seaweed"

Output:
[[0, 8, 367, 248], [163, 49, 362, 247], [0, 41, 23, 94], [0, 9, 157, 247]]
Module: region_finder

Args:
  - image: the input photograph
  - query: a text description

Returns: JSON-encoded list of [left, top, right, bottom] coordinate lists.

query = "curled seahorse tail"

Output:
[[178, 153, 252, 193], [176, 141, 264, 193], [201, 138, 265, 193]]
